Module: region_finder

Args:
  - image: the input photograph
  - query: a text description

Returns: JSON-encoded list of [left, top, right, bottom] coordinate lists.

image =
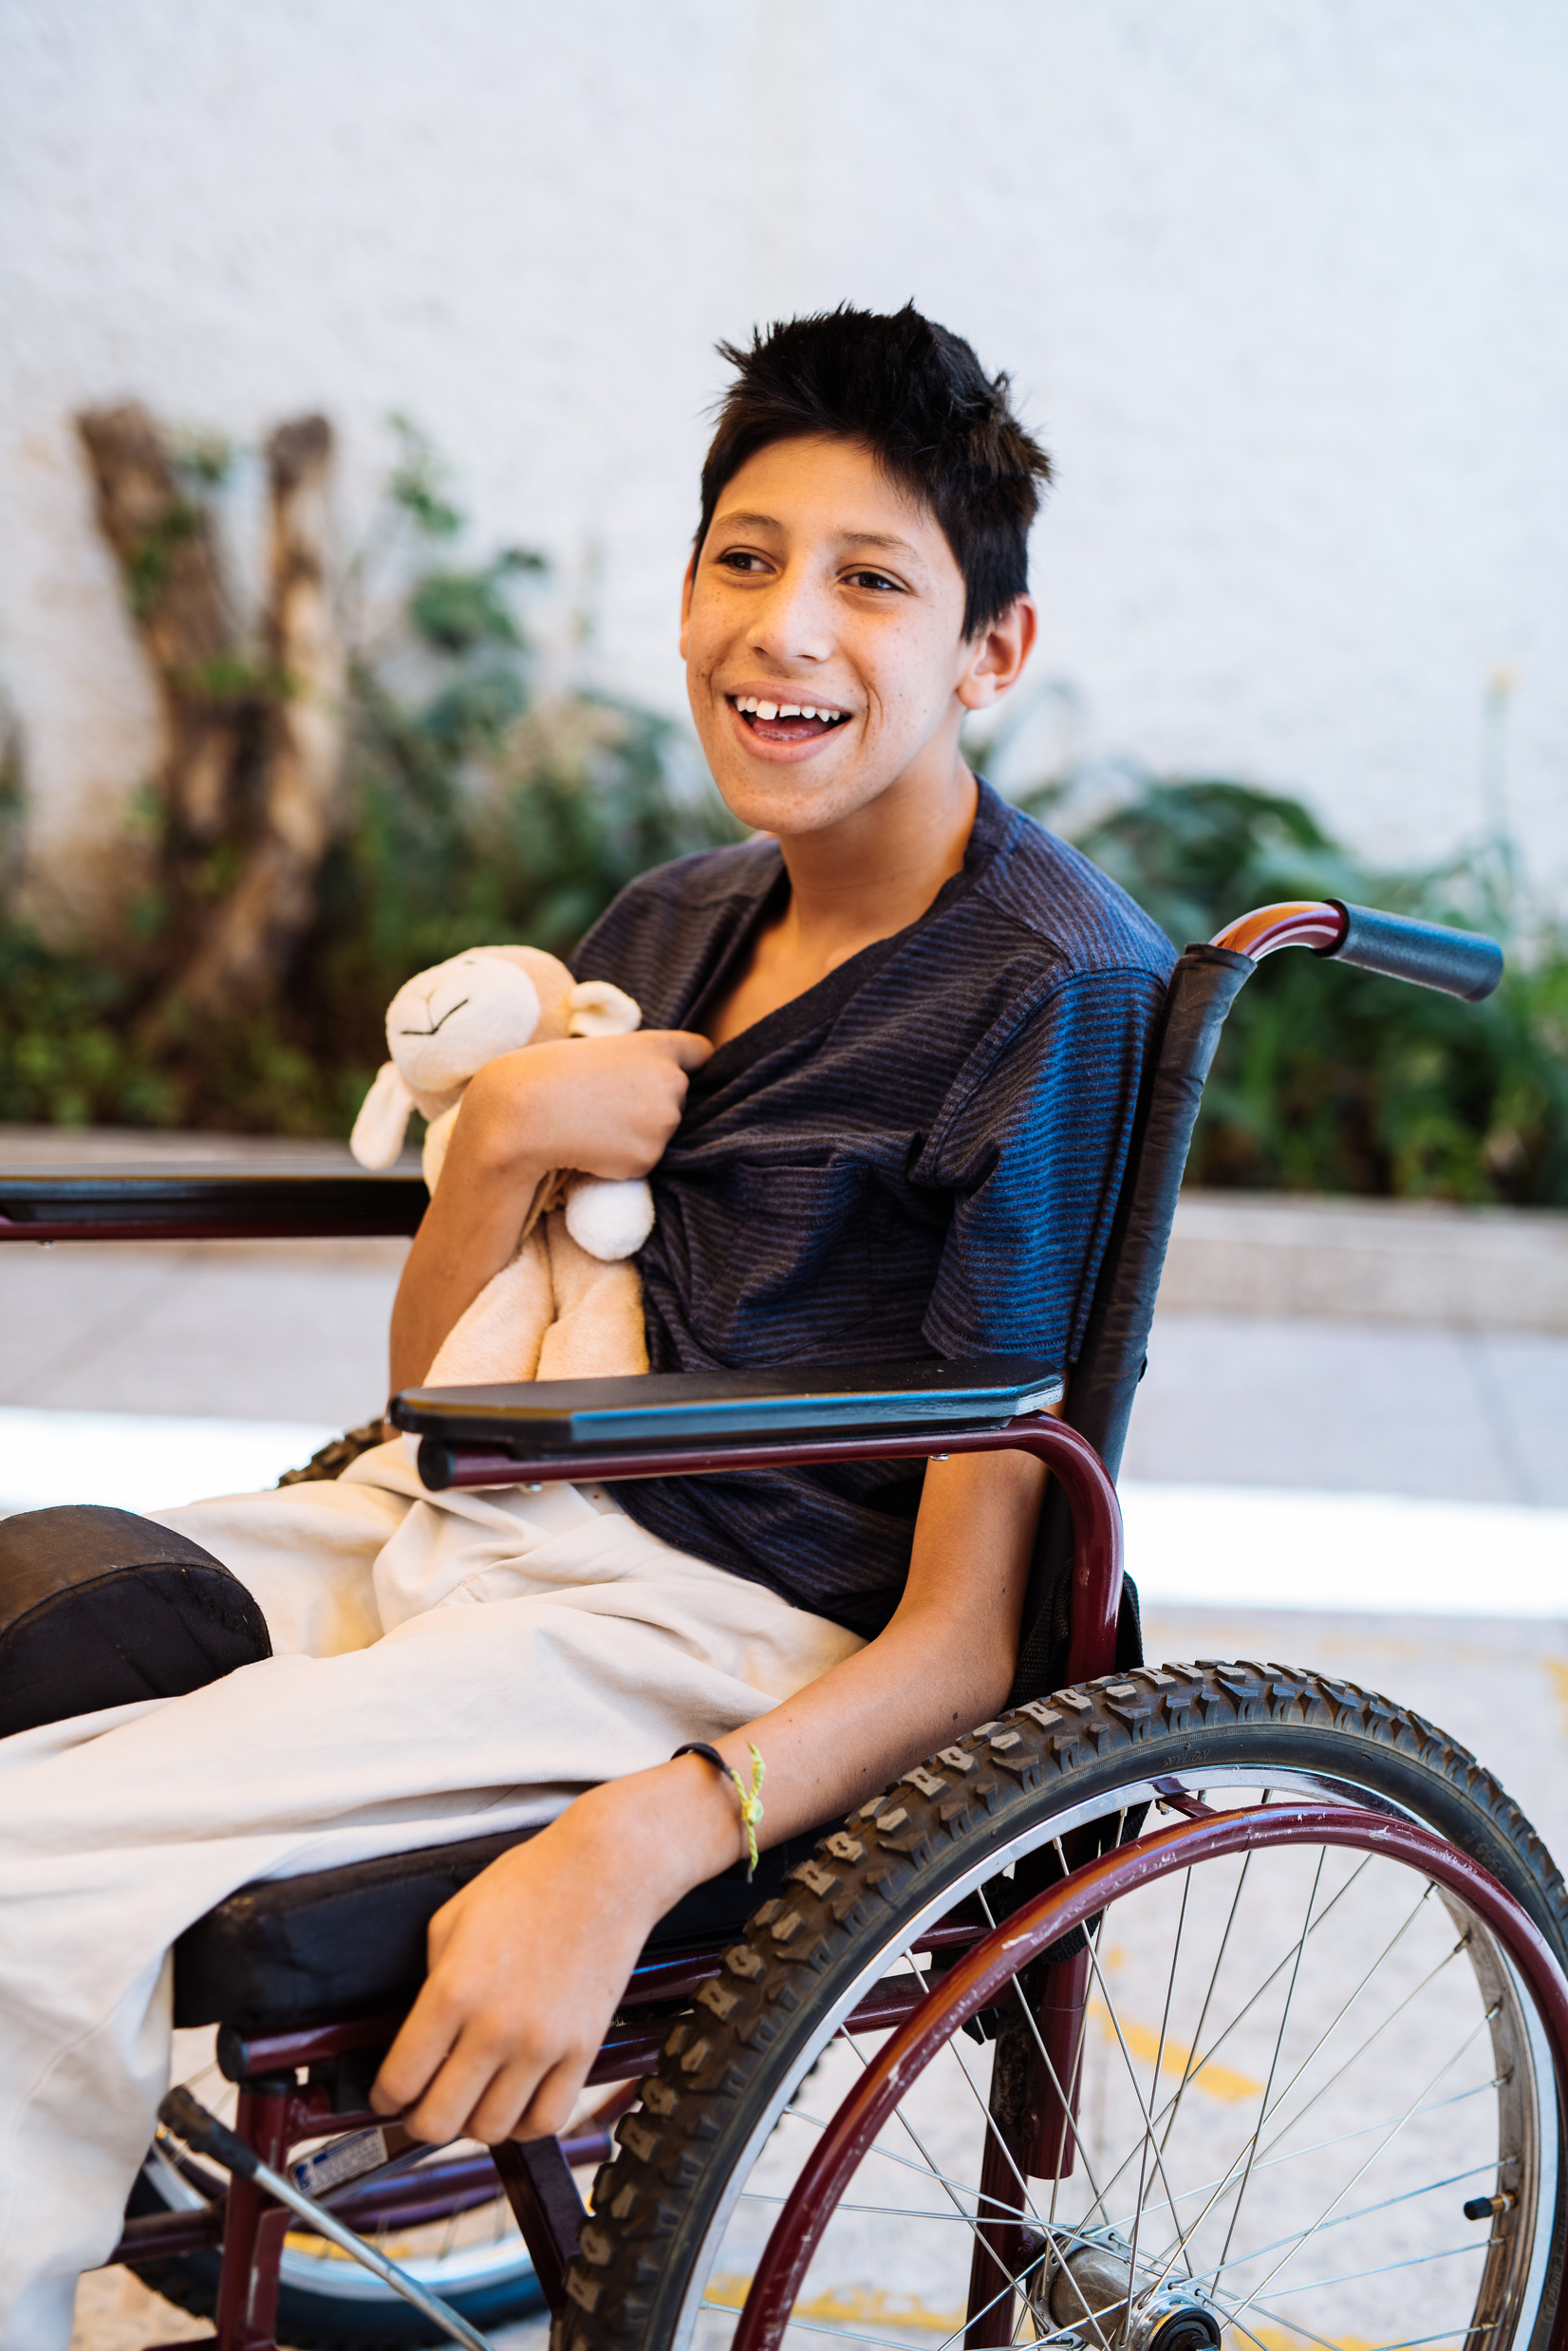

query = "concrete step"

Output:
[[1164, 1189, 1568, 1333]]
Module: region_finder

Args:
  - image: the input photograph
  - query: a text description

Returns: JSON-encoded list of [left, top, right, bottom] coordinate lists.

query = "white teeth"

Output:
[[737, 696, 756, 713], [756, 701, 778, 720], [800, 707, 817, 720], [778, 704, 801, 718]]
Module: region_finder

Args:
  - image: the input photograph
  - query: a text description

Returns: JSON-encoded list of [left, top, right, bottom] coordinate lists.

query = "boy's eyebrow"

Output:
[[712, 512, 927, 565]]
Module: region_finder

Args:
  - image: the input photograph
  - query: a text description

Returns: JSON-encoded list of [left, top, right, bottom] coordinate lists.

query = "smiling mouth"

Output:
[[730, 694, 849, 743]]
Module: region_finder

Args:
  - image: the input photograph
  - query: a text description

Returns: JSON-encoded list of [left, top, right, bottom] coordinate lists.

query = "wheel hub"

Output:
[[1041, 2228, 1223, 2349]]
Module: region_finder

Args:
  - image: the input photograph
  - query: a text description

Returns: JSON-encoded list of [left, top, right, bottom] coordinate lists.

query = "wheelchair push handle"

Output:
[[1212, 897, 1503, 1001]]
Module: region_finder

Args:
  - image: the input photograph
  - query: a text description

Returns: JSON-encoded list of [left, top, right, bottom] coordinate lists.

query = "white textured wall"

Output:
[[3, 0, 1566, 917]]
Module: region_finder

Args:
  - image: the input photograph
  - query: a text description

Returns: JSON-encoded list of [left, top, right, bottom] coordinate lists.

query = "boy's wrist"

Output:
[[570, 1758, 748, 1908]]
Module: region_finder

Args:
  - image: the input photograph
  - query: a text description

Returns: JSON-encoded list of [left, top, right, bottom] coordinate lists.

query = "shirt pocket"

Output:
[[670, 1156, 872, 1363]]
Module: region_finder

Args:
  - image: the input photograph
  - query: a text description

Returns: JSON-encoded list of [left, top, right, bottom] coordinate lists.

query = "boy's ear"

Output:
[[568, 980, 643, 1038], [956, 594, 1037, 712], [349, 1062, 416, 1168], [679, 552, 697, 659]]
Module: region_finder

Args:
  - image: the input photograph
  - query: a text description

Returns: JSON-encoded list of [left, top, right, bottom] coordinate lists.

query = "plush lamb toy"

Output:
[[350, 945, 654, 1385]]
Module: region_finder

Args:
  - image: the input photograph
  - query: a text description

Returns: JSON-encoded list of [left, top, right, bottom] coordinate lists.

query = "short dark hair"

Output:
[[696, 305, 1052, 639]]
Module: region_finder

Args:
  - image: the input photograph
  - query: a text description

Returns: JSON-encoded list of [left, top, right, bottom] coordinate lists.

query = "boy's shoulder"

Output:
[[963, 782, 1176, 987], [570, 837, 779, 1017]]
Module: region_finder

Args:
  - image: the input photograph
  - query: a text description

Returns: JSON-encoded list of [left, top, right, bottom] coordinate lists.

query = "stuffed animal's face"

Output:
[[385, 952, 544, 1102], [350, 944, 643, 1175]]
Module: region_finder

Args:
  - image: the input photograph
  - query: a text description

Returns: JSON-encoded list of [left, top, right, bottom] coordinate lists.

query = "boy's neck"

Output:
[[778, 758, 979, 956], [704, 760, 979, 1047]]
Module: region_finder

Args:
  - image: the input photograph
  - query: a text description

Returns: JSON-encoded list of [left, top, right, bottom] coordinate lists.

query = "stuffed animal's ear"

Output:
[[349, 1062, 415, 1169], [568, 980, 642, 1037]]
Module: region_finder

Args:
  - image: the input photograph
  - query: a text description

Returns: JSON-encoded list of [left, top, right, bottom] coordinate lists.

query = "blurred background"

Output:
[[2, 7, 1566, 2344]]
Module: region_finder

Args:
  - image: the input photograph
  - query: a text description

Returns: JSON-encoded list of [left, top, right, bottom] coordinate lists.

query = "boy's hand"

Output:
[[370, 1763, 741, 2145], [455, 1029, 712, 1188]]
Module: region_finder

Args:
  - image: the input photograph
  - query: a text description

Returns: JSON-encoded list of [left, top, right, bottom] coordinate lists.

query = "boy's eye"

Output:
[[717, 550, 769, 573], [844, 568, 903, 593]]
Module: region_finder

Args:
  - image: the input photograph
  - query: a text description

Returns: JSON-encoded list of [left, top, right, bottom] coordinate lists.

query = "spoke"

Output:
[[1216, 1847, 1325, 2272], [1221, 2000, 1501, 2336], [1077, 1840, 1374, 2233], [1249, 1913, 1469, 2165], [699, 2301, 952, 2351], [969, 1881, 1116, 2226], [1155, 1843, 1256, 2157], [1182, 2154, 1506, 2286], [1126, 1862, 1192, 2297], [1215, 2283, 1498, 2351], [1066, 1853, 1197, 2282], [896, 1946, 1045, 2233], [1156, 1853, 1376, 2155], [1260, 2236, 1485, 2294], [890, 1951, 1118, 2351], [1141, 1853, 1426, 2292], [740, 2192, 1027, 2224], [928, 2241, 1067, 2351], [782, 2105, 999, 2218]]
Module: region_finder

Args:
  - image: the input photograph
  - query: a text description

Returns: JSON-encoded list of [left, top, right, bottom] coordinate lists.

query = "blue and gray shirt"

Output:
[[571, 778, 1174, 1637]]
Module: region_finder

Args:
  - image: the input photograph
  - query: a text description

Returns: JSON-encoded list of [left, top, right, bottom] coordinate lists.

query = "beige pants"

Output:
[[0, 1442, 860, 2351]]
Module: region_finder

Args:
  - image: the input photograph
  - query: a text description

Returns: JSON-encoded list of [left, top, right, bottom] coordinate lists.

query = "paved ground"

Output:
[[5, 1231, 1567, 1505]]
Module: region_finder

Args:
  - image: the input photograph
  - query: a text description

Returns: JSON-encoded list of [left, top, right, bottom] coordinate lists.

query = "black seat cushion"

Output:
[[0, 1504, 271, 1738], [173, 1821, 829, 2034]]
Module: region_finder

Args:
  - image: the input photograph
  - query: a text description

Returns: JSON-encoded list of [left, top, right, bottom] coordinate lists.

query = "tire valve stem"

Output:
[[1463, 2192, 1516, 2221]]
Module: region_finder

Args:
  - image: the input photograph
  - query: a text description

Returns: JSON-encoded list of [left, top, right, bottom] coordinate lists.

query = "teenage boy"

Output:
[[0, 306, 1172, 2349]]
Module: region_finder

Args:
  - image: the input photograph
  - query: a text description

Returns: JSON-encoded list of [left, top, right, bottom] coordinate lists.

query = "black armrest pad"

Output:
[[391, 1355, 1062, 1455], [0, 1170, 427, 1241]]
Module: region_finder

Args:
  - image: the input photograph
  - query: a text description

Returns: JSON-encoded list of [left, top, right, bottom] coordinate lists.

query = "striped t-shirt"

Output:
[[570, 778, 1174, 1637]]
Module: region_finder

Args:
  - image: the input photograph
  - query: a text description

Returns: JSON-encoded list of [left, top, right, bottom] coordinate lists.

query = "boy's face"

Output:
[[681, 434, 1032, 838]]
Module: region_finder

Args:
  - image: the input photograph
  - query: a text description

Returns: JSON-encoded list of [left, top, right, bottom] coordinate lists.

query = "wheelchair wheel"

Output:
[[126, 2026, 547, 2346], [560, 1661, 1568, 2350]]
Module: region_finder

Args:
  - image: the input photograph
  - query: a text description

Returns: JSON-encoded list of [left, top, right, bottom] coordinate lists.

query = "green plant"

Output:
[[0, 420, 739, 1133], [1029, 774, 1568, 1204]]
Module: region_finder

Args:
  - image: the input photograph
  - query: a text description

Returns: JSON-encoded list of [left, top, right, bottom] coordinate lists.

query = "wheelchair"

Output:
[[7, 894, 1564, 2351]]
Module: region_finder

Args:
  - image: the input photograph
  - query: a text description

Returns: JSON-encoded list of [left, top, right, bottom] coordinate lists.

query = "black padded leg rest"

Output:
[[173, 1821, 829, 2033], [0, 1504, 271, 1738]]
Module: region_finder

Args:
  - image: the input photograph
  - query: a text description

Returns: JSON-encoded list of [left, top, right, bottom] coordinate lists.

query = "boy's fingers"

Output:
[[369, 1987, 461, 2118], [653, 1029, 715, 1070], [403, 2023, 540, 2147], [508, 2056, 585, 2144]]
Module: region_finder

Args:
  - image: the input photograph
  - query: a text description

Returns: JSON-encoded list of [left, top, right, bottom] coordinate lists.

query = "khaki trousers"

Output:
[[0, 1443, 859, 2350]]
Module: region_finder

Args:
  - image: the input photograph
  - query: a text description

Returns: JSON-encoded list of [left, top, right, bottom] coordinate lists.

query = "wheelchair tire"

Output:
[[557, 1659, 1568, 2350]]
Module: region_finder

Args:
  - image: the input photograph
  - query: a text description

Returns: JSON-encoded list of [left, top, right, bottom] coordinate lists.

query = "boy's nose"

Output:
[[747, 563, 834, 665]]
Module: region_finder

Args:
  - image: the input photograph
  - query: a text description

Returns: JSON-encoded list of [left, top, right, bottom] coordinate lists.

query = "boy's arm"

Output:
[[389, 1027, 712, 1390], [371, 1445, 1046, 2147]]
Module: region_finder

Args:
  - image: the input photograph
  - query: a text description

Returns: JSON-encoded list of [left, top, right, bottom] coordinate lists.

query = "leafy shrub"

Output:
[[0, 428, 738, 1134], [2, 425, 1562, 1204], [1032, 774, 1568, 1205]]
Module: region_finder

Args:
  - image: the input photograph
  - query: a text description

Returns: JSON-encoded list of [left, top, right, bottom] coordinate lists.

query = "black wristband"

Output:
[[671, 1741, 756, 1881]]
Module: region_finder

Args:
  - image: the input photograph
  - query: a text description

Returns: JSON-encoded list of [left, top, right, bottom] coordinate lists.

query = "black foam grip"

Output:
[[1321, 902, 1503, 1001]]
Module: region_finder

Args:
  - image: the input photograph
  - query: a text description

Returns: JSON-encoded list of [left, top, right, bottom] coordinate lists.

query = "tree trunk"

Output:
[[176, 416, 346, 1011], [76, 403, 345, 1017], [77, 402, 246, 845]]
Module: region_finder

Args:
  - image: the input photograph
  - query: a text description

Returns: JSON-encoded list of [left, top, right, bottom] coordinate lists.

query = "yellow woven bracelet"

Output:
[[673, 1741, 766, 1881]]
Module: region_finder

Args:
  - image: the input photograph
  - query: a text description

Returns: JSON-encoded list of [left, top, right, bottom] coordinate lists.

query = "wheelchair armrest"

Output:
[[393, 1360, 1126, 1686], [391, 1356, 1065, 1483], [0, 1167, 427, 1242]]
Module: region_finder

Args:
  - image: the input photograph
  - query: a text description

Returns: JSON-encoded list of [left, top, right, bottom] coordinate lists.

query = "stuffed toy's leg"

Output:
[[535, 1207, 649, 1379], [424, 1220, 555, 1387]]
